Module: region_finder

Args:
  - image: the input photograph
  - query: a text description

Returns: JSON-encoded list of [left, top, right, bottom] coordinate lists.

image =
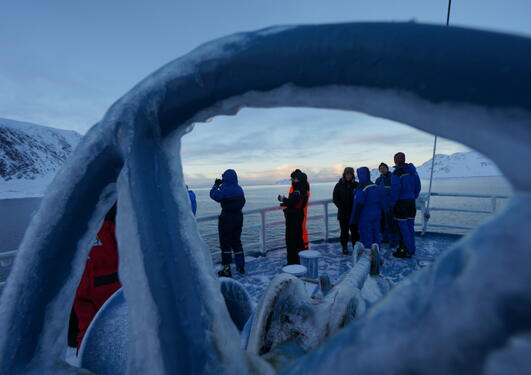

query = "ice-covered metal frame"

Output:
[[0, 22, 530, 375]]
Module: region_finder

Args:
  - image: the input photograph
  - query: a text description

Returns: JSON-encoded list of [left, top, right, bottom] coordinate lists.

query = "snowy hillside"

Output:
[[0, 118, 81, 198], [416, 151, 501, 179], [369, 151, 501, 180]]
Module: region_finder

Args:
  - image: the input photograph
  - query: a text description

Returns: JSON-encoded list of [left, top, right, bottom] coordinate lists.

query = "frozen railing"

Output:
[[197, 192, 511, 257], [417, 192, 510, 234], [197, 199, 334, 257], [0, 192, 510, 293]]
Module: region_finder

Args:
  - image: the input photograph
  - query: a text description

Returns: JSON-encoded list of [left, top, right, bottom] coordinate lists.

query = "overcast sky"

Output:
[[2, 1, 530, 185]]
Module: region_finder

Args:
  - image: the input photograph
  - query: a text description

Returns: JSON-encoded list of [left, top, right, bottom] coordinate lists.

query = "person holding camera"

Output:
[[210, 169, 246, 277], [278, 169, 309, 265]]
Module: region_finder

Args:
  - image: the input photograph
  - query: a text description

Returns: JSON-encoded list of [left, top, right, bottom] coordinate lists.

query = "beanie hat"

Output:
[[394, 152, 406, 166], [378, 162, 389, 170], [290, 169, 303, 180]]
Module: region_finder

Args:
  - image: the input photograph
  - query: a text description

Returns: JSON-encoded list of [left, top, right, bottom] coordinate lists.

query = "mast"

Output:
[[423, 0, 452, 234]]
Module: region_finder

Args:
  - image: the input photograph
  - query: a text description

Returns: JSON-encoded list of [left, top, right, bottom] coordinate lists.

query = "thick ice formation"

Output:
[[247, 250, 372, 365], [77, 278, 255, 375], [0, 22, 529, 374]]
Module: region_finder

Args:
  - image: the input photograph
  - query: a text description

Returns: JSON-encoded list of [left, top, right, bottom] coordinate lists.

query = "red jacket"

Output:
[[73, 220, 121, 347]]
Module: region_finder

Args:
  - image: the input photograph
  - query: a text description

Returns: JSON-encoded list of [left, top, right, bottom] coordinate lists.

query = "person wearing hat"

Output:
[[333, 167, 359, 254], [390, 152, 421, 258], [287, 169, 311, 250], [375, 163, 398, 248], [278, 169, 309, 264]]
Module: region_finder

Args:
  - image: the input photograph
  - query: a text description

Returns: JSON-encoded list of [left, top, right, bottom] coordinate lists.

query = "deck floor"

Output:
[[231, 233, 461, 303]]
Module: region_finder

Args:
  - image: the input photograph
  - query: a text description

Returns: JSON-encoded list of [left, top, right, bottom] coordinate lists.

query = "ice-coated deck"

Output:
[[232, 232, 461, 303]]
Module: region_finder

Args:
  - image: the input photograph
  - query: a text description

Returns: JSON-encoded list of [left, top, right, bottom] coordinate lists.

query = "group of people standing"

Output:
[[333, 152, 421, 259], [209, 152, 420, 276]]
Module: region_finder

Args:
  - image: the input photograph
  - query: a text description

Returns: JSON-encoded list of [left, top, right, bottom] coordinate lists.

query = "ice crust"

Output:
[[0, 22, 529, 374]]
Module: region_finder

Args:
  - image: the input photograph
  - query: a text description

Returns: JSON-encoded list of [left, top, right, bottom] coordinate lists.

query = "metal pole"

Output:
[[423, 136, 438, 234], [446, 0, 452, 26], [324, 203, 329, 241], [260, 211, 267, 254], [423, 0, 451, 234]]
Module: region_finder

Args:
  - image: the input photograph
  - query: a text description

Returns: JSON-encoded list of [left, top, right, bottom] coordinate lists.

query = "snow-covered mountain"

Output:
[[368, 151, 500, 181], [0, 117, 81, 197], [415, 151, 501, 179]]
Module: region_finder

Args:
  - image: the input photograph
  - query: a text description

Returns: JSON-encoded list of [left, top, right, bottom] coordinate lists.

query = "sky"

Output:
[[1, 1, 530, 186]]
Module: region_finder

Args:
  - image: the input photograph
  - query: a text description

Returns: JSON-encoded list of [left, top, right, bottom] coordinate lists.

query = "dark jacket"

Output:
[[333, 176, 358, 221], [390, 163, 421, 206], [375, 173, 392, 211], [350, 167, 382, 225], [210, 169, 246, 214], [281, 181, 308, 212]]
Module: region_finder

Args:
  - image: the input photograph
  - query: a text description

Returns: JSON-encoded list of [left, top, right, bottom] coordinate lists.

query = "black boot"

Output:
[[392, 248, 412, 259], [218, 265, 232, 277], [341, 244, 349, 255], [236, 267, 245, 275]]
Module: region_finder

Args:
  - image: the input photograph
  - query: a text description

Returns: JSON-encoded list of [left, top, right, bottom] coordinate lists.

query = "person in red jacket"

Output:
[[279, 170, 309, 264], [288, 170, 310, 249], [70, 205, 121, 348]]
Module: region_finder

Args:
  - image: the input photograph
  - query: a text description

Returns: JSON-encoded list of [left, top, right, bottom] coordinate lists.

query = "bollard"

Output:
[[281, 264, 307, 278], [299, 250, 321, 280]]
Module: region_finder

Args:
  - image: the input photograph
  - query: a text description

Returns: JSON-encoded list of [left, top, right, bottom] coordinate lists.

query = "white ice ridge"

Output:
[[0, 22, 530, 374]]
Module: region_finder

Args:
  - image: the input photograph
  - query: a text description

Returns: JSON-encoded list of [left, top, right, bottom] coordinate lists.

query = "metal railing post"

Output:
[[260, 211, 267, 254], [421, 194, 429, 235], [324, 202, 329, 242]]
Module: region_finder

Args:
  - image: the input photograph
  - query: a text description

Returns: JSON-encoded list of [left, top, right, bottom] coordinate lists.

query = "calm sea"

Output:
[[192, 176, 512, 254], [0, 176, 513, 254]]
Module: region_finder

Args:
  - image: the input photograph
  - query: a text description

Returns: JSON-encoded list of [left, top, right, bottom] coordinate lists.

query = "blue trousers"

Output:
[[359, 215, 381, 249]]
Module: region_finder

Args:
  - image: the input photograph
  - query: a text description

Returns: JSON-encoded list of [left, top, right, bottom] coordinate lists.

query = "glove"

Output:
[[215, 178, 223, 186], [277, 194, 284, 202]]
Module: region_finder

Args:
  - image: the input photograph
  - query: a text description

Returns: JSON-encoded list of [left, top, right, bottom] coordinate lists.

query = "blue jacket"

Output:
[[350, 167, 382, 224], [390, 163, 421, 206], [210, 169, 246, 214], [375, 173, 392, 211], [188, 189, 197, 215]]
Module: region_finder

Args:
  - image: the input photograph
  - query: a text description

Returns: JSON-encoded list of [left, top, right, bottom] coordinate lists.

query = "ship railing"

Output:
[[198, 192, 510, 257], [0, 192, 511, 293], [417, 192, 510, 234]]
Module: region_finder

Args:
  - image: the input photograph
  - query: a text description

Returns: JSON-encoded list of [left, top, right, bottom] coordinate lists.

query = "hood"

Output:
[[405, 163, 417, 173], [222, 169, 238, 185], [395, 163, 417, 174], [356, 167, 371, 184]]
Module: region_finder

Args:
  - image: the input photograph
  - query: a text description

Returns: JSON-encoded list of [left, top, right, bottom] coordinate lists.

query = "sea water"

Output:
[[191, 176, 512, 254], [0, 176, 513, 255]]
